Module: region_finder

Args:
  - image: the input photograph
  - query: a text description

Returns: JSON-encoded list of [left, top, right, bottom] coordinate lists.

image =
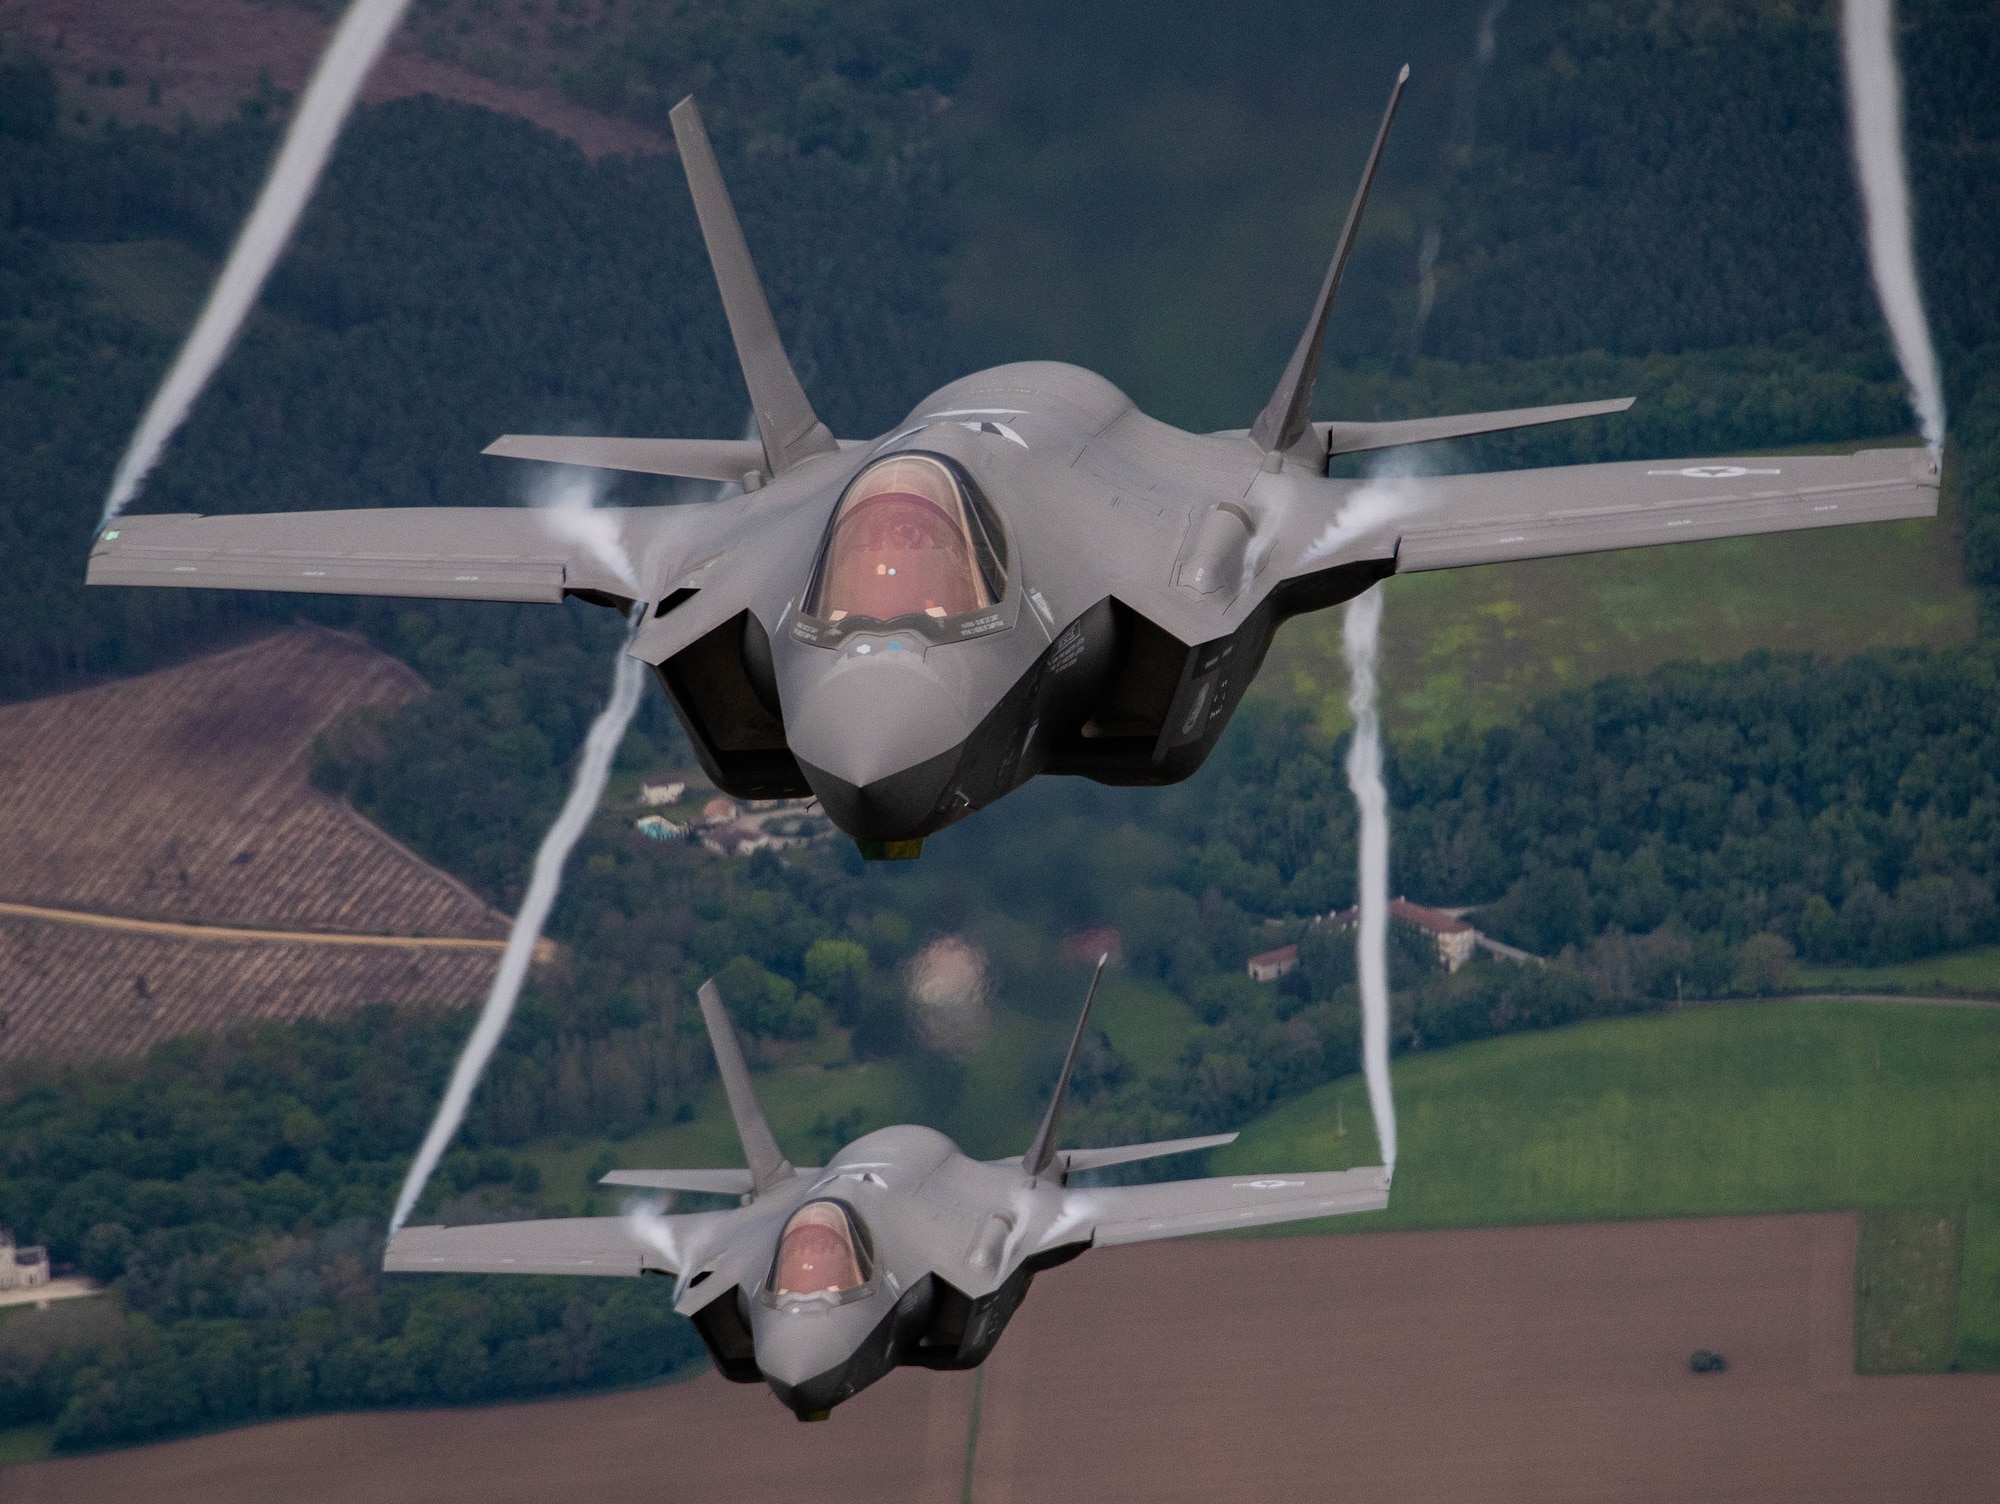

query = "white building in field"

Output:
[[0, 1231, 49, 1291]]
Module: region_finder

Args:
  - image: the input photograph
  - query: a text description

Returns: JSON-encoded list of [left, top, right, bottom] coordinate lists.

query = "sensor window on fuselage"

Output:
[[803, 454, 1006, 636]]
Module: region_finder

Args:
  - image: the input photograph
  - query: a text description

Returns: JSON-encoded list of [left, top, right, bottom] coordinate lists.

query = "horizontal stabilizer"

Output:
[[990, 1133, 1241, 1175], [1318, 397, 1634, 459], [601, 1168, 756, 1194], [1050, 1165, 1390, 1250], [384, 1217, 669, 1277], [485, 435, 766, 483], [1058, 1133, 1238, 1174], [1392, 447, 1939, 573]]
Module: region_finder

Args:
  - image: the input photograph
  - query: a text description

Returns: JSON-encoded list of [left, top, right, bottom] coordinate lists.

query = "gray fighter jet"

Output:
[[89, 76, 1939, 857], [383, 960, 1388, 1420]]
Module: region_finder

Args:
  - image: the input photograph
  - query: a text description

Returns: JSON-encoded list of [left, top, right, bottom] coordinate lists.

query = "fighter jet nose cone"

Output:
[[756, 1323, 848, 1388], [786, 643, 971, 842], [753, 1296, 899, 1419]]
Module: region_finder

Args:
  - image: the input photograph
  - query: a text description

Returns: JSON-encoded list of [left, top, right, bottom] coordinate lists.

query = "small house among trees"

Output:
[[1246, 944, 1300, 983], [0, 1231, 49, 1291], [1322, 899, 1480, 973]]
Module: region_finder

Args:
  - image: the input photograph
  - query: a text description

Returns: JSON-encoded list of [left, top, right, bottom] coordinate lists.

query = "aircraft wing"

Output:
[[383, 1217, 674, 1277], [86, 502, 755, 605], [1056, 1165, 1389, 1248], [1388, 447, 1938, 573]]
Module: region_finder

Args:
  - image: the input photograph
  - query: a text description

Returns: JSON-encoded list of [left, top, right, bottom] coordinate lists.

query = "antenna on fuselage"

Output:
[[696, 978, 796, 1197], [1248, 65, 1410, 468], [1023, 954, 1111, 1181], [668, 97, 839, 481]]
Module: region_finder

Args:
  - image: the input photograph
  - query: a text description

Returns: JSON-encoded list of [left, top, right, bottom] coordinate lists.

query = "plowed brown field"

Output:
[[11, 1214, 1997, 1502], [0, 629, 510, 1060]]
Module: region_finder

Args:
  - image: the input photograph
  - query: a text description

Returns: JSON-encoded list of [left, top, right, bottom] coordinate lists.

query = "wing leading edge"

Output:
[[86, 502, 746, 605], [1384, 447, 1938, 573], [384, 1217, 672, 1278], [1054, 1164, 1389, 1249]]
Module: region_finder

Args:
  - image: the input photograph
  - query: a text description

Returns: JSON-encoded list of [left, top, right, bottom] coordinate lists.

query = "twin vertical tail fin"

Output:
[[697, 978, 795, 1196], [668, 97, 839, 482], [1023, 954, 1111, 1180], [1248, 65, 1410, 468]]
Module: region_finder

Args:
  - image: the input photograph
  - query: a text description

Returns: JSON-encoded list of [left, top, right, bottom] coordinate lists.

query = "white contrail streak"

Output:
[[101, 0, 414, 525], [390, 622, 646, 1234], [1342, 585, 1397, 1179], [1841, 0, 1946, 455]]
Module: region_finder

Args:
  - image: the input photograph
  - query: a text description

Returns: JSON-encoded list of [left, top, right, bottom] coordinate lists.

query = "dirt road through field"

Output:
[[0, 900, 530, 954]]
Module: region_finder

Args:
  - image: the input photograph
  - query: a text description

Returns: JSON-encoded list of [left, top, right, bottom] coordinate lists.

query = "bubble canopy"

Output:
[[769, 1199, 874, 1303], [801, 453, 1007, 640]]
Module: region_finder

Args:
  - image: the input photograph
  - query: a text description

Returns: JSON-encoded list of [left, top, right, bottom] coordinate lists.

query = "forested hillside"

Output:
[[1418, 0, 1999, 366]]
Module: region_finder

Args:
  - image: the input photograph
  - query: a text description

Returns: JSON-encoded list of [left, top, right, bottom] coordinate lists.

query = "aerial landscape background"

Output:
[[0, 0, 1996, 1486]]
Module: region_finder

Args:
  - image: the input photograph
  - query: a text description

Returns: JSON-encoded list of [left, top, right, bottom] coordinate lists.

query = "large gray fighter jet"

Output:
[[89, 77, 1939, 857], [383, 960, 1388, 1420]]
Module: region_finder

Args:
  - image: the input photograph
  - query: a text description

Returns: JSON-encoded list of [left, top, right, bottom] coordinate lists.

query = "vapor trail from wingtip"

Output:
[[1841, 0, 1946, 456], [533, 466, 641, 596], [100, 0, 414, 526], [389, 620, 646, 1235], [1342, 585, 1397, 1179]]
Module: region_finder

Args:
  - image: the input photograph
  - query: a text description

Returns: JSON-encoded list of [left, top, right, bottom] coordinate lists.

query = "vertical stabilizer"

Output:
[[1248, 66, 1410, 466], [697, 978, 795, 1196], [1023, 955, 1111, 1180], [668, 97, 839, 480]]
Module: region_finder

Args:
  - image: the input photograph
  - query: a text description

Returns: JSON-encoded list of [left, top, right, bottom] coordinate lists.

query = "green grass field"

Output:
[[1855, 1207, 1964, 1373], [1792, 947, 2000, 999], [1210, 1000, 2000, 1369]]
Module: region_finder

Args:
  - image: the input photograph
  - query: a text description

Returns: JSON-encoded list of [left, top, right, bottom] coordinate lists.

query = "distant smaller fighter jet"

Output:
[[383, 960, 1388, 1420]]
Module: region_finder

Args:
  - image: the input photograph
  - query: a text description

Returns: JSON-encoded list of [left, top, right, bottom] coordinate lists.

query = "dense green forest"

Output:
[[4, 0, 2000, 1456], [0, 1010, 700, 1449]]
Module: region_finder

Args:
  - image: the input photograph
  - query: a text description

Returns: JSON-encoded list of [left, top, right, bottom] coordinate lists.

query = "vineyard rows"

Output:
[[0, 629, 508, 939], [0, 628, 523, 1061]]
